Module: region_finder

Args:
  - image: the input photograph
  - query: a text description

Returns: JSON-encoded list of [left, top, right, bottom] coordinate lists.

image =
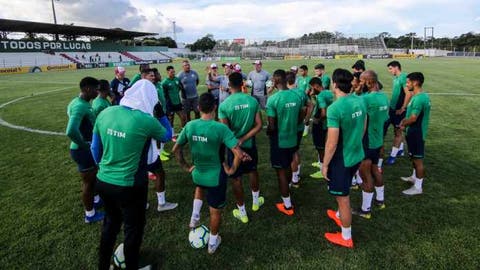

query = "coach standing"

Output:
[[247, 60, 271, 110], [178, 60, 200, 122]]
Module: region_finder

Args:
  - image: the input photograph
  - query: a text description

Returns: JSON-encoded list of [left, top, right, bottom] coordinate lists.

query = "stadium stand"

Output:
[[0, 52, 70, 67]]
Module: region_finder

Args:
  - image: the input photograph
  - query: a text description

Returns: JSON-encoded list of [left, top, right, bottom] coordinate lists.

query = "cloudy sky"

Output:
[[0, 0, 478, 43]]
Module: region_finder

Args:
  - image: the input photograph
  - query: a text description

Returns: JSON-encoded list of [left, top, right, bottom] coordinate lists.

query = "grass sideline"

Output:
[[0, 58, 479, 269]]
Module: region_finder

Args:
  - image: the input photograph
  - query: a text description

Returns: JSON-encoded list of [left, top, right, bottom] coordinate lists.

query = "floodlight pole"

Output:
[[173, 20, 177, 42], [51, 0, 59, 40]]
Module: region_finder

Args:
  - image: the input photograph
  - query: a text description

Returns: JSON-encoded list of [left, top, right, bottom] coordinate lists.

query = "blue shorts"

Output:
[[70, 148, 96, 173], [363, 147, 381, 164], [227, 141, 258, 179], [196, 169, 228, 209], [327, 151, 360, 196], [269, 135, 296, 169], [166, 102, 182, 114], [406, 130, 425, 159], [312, 123, 327, 150], [384, 109, 405, 135]]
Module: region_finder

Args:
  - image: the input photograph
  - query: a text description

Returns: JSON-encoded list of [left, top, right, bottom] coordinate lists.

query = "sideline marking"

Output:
[[0, 86, 74, 136]]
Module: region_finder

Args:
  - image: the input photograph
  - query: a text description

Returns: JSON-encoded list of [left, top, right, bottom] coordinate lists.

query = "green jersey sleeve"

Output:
[[66, 104, 90, 149], [176, 123, 189, 146], [409, 96, 424, 116], [222, 125, 238, 149], [266, 95, 276, 117], [218, 102, 227, 120], [326, 104, 340, 128]]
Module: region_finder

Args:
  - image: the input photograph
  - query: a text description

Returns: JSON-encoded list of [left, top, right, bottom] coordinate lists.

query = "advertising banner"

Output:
[[393, 54, 420, 59], [0, 40, 92, 52], [334, 54, 363, 59]]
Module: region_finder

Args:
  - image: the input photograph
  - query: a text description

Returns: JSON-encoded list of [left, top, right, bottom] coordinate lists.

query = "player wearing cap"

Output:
[[177, 60, 200, 122], [247, 60, 272, 110], [219, 72, 264, 223], [266, 69, 304, 216], [206, 63, 221, 103], [162, 65, 187, 133], [308, 77, 334, 179], [218, 63, 233, 104], [351, 70, 389, 219], [399, 72, 431, 195], [384, 61, 412, 165], [314, 64, 331, 90], [92, 79, 112, 117], [173, 93, 250, 254], [322, 69, 366, 248], [110, 67, 130, 105], [66, 77, 104, 224]]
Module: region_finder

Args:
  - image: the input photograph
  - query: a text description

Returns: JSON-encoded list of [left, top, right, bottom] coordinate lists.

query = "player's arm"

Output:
[[303, 100, 314, 125], [322, 127, 339, 181], [154, 103, 173, 142], [66, 110, 89, 149], [172, 143, 194, 173], [266, 116, 276, 136], [397, 87, 413, 114], [238, 112, 262, 146], [90, 132, 103, 164]]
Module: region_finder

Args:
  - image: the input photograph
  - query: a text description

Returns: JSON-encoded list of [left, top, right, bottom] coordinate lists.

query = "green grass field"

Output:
[[0, 58, 479, 269]]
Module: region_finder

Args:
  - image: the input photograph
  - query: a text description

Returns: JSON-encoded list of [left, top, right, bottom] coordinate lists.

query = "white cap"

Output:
[[210, 63, 217, 68], [290, 66, 298, 71], [234, 64, 242, 72], [115, 66, 126, 74], [252, 60, 262, 65]]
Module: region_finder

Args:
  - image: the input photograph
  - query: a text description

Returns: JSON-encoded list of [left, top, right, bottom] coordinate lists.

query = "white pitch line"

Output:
[[0, 86, 74, 136]]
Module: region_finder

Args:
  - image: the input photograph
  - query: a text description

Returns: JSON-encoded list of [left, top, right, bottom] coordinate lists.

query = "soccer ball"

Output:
[[265, 80, 273, 88], [113, 243, 126, 269], [245, 79, 253, 88], [188, 225, 210, 249]]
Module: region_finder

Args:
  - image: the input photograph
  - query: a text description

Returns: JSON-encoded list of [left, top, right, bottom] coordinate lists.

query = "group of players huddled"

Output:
[[66, 59, 431, 269]]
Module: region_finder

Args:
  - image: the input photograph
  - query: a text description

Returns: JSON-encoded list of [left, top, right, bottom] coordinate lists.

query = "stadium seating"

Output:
[[125, 51, 171, 62], [0, 52, 69, 67]]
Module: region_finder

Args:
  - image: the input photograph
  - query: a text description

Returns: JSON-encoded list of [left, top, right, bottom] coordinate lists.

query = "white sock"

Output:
[[85, 208, 95, 217], [192, 199, 202, 219], [411, 169, 416, 178], [375, 186, 385, 201], [209, 233, 218, 245], [361, 191, 373, 212], [390, 147, 399, 157], [400, 142, 404, 151], [341, 226, 352, 240], [292, 173, 299, 184], [171, 128, 175, 137], [377, 158, 384, 167], [356, 172, 363, 184], [94, 195, 100, 203], [160, 143, 165, 152], [297, 164, 301, 175], [282, 196, 292, 209], [157, 191, 166, 205], [252, 191, 260, 205], [237, 204, 247, 216], [414, 178, 423, 190], [351, 175, 357, 185], [303, 125, 309, 134]]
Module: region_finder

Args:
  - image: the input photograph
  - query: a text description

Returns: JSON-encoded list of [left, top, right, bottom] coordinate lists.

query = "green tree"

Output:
[[190, 34, 216, 52]]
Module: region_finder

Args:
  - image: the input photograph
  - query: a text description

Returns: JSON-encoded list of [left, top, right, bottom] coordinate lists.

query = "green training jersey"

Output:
[[363, 91, 389, 149], [161, 77, 182, 106], [406, 91, 431, 140], [390, 72, 407, 110], [94, 106, 167, 187], [327, 94, 366, 167], [297, 75, 312, 92], [92, 96, 111, 117], [155, 82, 167, 113], [292, 87, 309, 132], [176, 119, 238, 187], [129, 73, 141, 87], [66, 97, 95, 150], [266, 89, 302, 148], [218, 92, 260, 148], [315, 89, 334, 129], [321, 74, 331, 90]]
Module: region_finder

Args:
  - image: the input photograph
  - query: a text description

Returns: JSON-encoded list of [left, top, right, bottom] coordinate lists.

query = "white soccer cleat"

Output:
[[400, 176, 415, 183], [208, 235, 222, 254], [189, 216, 200, 229], [157, 202, 178, 212], [402, 186, 423, 196]]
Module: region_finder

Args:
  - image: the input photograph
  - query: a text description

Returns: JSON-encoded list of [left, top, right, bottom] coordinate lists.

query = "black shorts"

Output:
[[327, 152, 360, 196], [406, 131, 425, 159], [167, 102, 183, 114], [295, 131, 303, 151], [196, 169, 228, 209], [384, 109, 405, 135], [363, 147, 381, 164], [269, 135, 296, 169], [146, 157, 164, 173], [70, 148, 96, 173], [227, 141, 258, 179], [312, 123, 327, 150]]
